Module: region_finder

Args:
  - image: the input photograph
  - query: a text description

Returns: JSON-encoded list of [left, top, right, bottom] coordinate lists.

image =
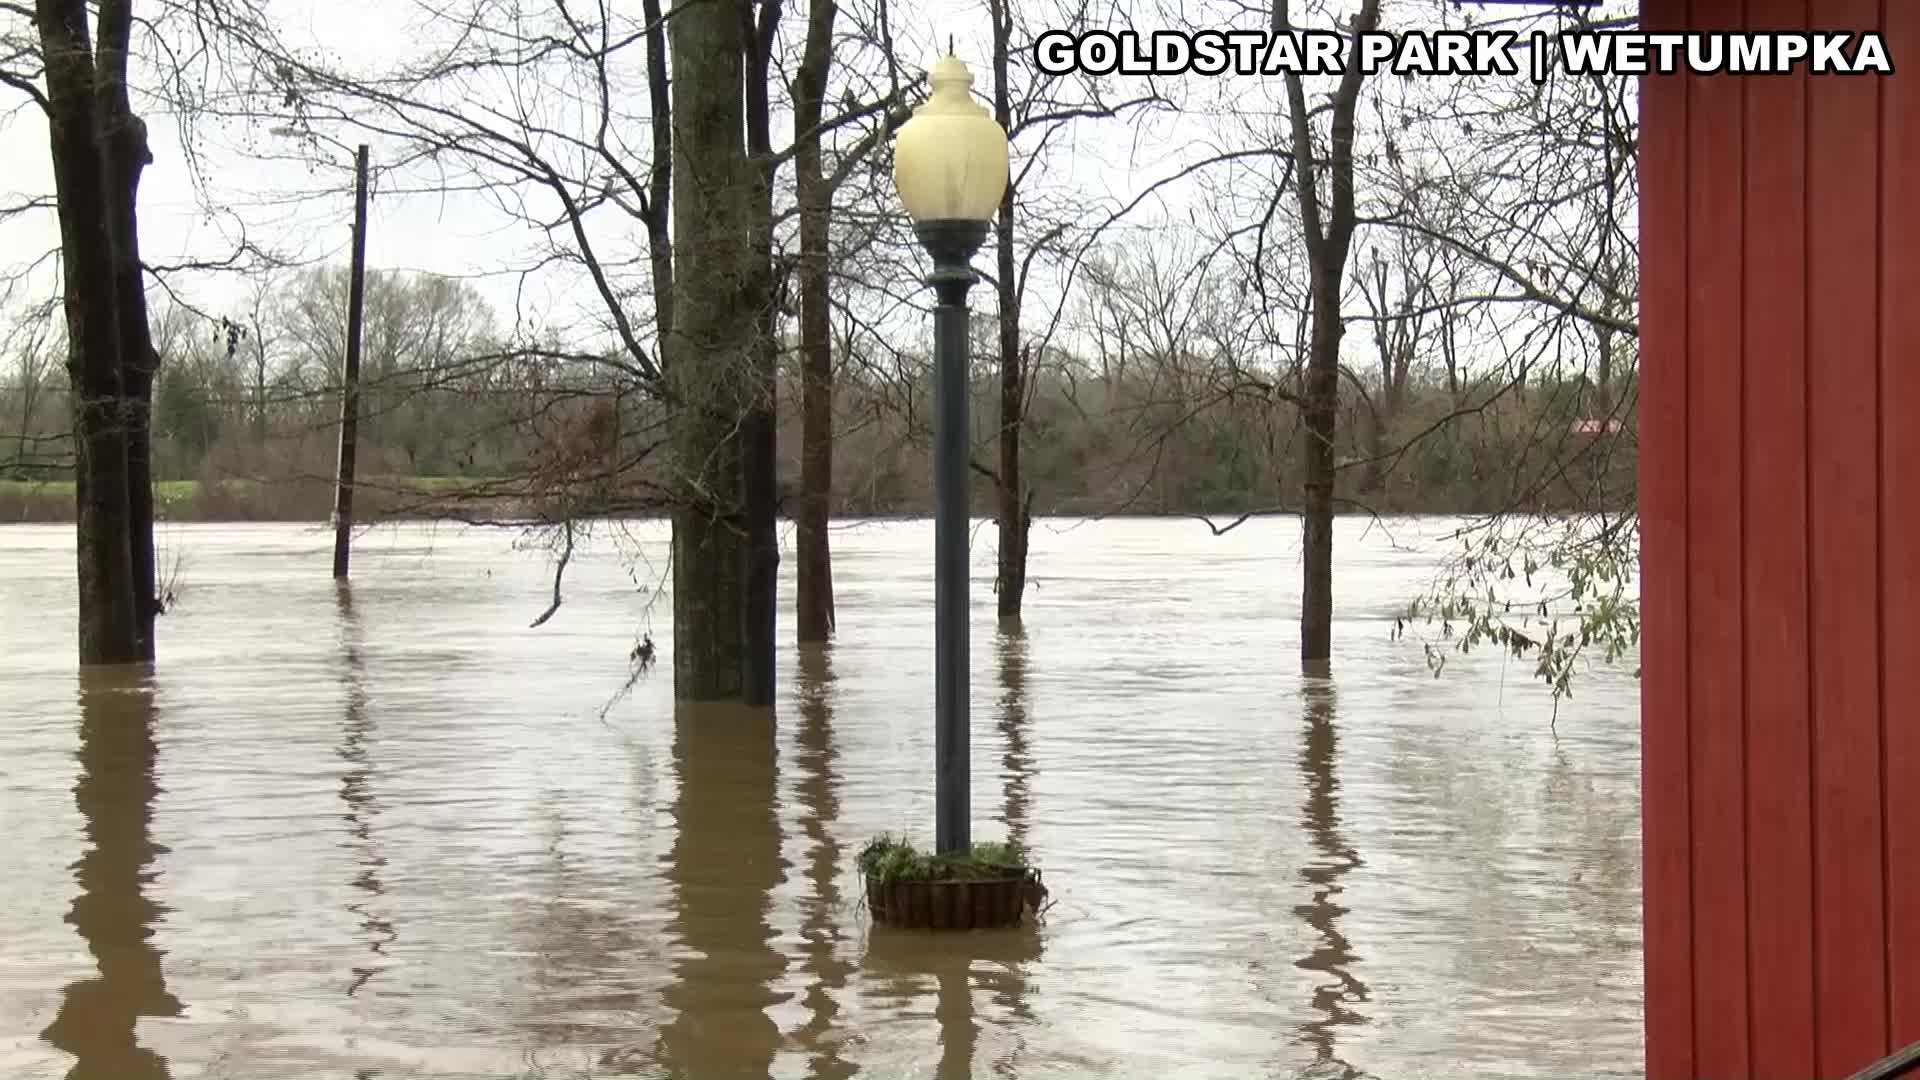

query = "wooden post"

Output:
[[331, 145, 370, 579]]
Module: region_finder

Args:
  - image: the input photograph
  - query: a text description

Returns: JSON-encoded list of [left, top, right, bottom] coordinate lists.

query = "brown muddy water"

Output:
[[0, 518, 1644, 1079]]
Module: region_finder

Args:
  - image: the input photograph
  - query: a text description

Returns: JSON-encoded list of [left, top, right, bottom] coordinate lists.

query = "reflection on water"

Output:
[[994, 626, 1034, 854], [40, 667, 182, 1079], [333, 584, 395, 1000], [1295, 676, 1369, 1079], [657, 703, 789, 1076], [862, 929, 1042, 1080], [0, 519, 1645, 1078], [792, 645, 857, 1079]]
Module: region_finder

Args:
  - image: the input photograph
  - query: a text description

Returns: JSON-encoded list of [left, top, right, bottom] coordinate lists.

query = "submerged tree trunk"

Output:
[[36, 0, 140, 665], [1299, 269, 1341, 664], [990, 0, 1030, 621], [97, 0, 159, 658], [1281, 0, 1379, 668], [740, 0, 783, 707], [667, 0, 771, 703], [741, 293, 778, 707], [792, 0, 836, 644]]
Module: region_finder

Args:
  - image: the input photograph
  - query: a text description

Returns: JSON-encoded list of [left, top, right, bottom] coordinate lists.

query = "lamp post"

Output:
[[892, 55, 1010, 857]]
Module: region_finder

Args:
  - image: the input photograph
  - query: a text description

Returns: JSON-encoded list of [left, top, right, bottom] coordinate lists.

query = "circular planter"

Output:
[[865, 868, 1046, 930]]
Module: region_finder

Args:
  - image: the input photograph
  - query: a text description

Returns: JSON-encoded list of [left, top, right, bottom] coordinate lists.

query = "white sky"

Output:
[[0, 0, 1636, 366]]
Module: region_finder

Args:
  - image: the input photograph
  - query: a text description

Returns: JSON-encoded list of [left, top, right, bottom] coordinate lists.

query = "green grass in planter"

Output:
[[858, 834, 1031, 883]]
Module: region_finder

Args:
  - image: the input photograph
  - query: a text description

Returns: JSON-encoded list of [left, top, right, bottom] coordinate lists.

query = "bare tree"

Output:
[[1280, 0, 1381, 668], [1, 306, 63, 475], [987, 0, 1029, 620], [656, 0, 820, 704], [977, 0, 1163, 619], [791, 0, 840, 643], [1353, 232, 1435, 495], [24, 0, 159, 662], [169, 0, 881, 699], [1381, 5, 1644, 699], [786, 0, 910, 642], [96, 0, 162, 657]]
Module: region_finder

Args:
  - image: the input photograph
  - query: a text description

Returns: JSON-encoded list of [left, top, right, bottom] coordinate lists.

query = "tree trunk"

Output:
[[98, 0, 158, 657], [1300, 272, 1341, 664], [667, 0, 767, 703], [36, 0, 140, 665], [792, 0, 837, 644], [1362, 396, 1386, 495], [1280, 0, 1379, 668], [740, 0, 785, 708], [990, 0, 1029, 621], [639, 0, 673, 352], [252, 348, 268, 446], [742, 308, 778, 707], [1596, 323, 1615, 418]]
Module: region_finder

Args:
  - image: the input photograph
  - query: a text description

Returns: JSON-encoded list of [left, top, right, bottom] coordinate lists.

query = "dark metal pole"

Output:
[[919, 219, 988, 857], [332, 144, 370, 580]]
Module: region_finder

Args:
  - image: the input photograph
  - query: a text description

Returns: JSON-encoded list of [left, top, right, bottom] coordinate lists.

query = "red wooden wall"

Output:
[[1639, 1, 1920, 1077]]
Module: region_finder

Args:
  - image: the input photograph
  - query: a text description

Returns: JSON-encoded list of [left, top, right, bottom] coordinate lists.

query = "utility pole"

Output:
[[332, 144, 370, 579]]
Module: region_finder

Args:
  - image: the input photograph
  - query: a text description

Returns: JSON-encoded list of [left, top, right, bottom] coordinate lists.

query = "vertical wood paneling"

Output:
[[1881, 0, 1920, 1051], [1685, 0, 1750, 1072], [1645, 1, 1912, 1074], [1740, 0, 1817, 1073], [1805, 1, 1890, 1072], [1638, 0, 1694, 1073]]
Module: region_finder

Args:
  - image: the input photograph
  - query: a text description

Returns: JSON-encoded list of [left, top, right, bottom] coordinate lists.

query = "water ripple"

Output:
[[0, 518, 1642, 1078]]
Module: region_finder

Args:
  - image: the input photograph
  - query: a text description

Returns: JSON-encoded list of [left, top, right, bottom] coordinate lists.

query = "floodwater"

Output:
[[0, 517, 1644, 1079]]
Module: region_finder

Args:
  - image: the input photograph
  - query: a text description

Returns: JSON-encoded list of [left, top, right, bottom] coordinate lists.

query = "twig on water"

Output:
[[1191, 505, 1286, 536], [595, 634, 657, 724], [529, 518, 575, 628]]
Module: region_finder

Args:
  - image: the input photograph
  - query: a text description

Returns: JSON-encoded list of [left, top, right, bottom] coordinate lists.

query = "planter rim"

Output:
[[863, 869, 1032, 886], [863, 867, 1044, 930]]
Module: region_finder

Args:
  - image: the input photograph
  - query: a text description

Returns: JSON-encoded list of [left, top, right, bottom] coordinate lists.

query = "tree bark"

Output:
[[741, 0, 783, 708], [667, 0, 754, 702], [1361, 258, 1414, 496], [1299, 267, 1340, 664], [666, 0, 777, 704], [96, 0, 158, 658], [639, 0, 673, 351], [1280, 0, 1379, 668], [36, 0, 140, 665], [792, 0, 837, 644], [990, 0, 1029, 621], [1363, 402, 1386, 494], [1596, 323, 1615, 418]]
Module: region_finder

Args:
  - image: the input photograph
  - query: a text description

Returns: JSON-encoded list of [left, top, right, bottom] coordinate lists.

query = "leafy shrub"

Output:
[[857, 834, 1030, 883]]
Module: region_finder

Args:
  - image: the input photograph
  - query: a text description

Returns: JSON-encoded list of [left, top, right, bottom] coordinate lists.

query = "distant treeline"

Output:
[[1, 267, 1635, 524]]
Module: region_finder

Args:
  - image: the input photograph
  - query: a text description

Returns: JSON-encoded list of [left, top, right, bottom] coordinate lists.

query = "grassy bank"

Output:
[[0, 476, 509, 523], [4, 474, 1631, 525]]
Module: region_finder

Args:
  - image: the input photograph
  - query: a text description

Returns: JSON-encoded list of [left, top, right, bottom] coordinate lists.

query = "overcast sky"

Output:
[[0, 0, 1635, 362]]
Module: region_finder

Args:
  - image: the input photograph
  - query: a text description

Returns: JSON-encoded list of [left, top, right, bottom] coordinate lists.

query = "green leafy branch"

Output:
[[1394, 513, 1641, 702]]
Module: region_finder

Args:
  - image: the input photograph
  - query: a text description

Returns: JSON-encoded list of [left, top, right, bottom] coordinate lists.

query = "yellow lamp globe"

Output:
[[892, 55, 1010, 225]]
